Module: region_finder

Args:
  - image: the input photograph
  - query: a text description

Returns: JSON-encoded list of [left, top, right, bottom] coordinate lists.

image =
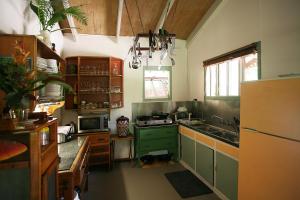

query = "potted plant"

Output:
[[0, 40, 72, 125], [30, 0, 88, 46]]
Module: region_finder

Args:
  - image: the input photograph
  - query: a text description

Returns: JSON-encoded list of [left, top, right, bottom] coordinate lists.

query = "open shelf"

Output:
[[65, 56, 124, 110]]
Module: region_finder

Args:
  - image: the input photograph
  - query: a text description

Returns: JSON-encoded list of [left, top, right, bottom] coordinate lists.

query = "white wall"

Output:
[[62, 34, 188, 158], [187, 0, 300, 101], [0, 0, 64, 54]]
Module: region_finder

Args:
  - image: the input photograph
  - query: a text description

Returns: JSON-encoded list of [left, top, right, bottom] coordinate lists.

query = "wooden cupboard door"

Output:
[[196, 142, 214, 185], [238, 129, 300, 200], [240, 78, 300, 140], [42, 160, 58, 200], [181, 134, 195, 170], [216, 152, 238, 200]]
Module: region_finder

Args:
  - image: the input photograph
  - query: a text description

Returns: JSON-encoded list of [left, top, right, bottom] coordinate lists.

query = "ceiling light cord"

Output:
[[124, 0, 135, 35], [135, 0, 145, 33]]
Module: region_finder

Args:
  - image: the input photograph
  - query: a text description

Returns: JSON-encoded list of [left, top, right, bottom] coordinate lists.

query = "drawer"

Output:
[[89, 154, 109, 165], [89, 134, 109, 145], [139, 126, 177, 140], [140, 138, 177, 151], [90, 144, 109, 154]]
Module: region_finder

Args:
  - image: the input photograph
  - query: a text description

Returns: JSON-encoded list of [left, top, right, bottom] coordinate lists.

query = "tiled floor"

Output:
[[82, 162, 220, 200]]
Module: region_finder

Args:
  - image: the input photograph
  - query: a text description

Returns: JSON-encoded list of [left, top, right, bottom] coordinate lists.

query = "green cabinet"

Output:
[[216, 152, 238, 200], [181, 134, 195, 170], [196, 142, 214, 185], [134, 125, 178, 160]]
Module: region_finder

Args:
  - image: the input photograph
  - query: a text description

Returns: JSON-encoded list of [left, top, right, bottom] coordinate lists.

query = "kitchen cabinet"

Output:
[[65, 56, 124, 110], [196, 142, 214, 185], [181, 134, 195, 170], [0, 119, 59, 200], [87, 132, 110, 167], [215, 152, 238, 200], [134, 125, 178, 162], [179, 124, 239, 200]]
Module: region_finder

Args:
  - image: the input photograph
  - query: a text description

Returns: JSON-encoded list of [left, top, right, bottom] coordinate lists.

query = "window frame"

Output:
[[204, 42, 261, 100], [143, 66, 172, 101]]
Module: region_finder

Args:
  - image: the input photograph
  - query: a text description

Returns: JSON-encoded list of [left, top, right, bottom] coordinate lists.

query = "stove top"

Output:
[[136, 114, 173, 127]]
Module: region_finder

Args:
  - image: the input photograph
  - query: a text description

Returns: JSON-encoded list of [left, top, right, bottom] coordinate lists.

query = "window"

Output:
[[204, 42, 260, 97], [144, 66, 172, 100]]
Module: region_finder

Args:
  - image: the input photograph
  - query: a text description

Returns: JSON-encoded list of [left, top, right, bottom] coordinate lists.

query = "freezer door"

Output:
[[240, 78, 300, 141], [238, 128, 300, 200]]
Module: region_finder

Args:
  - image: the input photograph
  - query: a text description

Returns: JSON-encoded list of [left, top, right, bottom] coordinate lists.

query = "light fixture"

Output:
[[128, 29, 176, 69], [124, 0, 176, 69]]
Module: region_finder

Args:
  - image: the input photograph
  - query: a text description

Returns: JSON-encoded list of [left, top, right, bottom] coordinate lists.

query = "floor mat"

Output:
[[165, 170, 212, 198]]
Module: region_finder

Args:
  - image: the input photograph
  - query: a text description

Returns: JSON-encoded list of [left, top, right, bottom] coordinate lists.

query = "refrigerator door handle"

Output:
[[242, 127, 258, 132], [242, 127, 300, 143]]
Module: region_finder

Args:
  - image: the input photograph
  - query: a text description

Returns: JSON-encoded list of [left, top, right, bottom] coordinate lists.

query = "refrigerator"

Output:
[[238, 77, 300, 200]]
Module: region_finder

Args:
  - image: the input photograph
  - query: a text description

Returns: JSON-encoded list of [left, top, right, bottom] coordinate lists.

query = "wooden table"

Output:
[[110, 134, 134, 167]]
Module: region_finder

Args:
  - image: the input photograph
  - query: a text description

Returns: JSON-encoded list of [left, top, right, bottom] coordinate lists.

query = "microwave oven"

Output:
[[78, 114, 109, 133]]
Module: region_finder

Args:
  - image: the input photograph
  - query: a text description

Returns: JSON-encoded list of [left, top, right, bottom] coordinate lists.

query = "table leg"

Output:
[[129, 140, 132, 159]]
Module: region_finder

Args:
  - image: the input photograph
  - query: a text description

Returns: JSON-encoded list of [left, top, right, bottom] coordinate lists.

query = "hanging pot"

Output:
[[116, 116, 129, 137]]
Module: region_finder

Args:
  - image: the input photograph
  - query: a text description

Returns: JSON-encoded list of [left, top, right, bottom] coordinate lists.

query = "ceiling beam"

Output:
[[155, 0, 175, 33], [116, 0, 124, 39], [62, 0, 79, 41]]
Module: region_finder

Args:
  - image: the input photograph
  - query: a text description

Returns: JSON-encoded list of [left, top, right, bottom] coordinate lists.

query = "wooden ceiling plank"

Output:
[[116, 0, 124, 38], [155, 0, 175, 33], [120, 0, 167, 36], [163, 0, 215, 39], [69, 0, 118, 36]]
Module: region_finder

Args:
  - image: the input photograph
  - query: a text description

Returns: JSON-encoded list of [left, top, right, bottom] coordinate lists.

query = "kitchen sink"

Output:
[[188, 123, 239, 145], [178, 119, 205, 126]]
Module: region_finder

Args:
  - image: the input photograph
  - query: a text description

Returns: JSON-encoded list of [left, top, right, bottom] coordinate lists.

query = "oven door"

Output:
[[78, 115, 101, 133]]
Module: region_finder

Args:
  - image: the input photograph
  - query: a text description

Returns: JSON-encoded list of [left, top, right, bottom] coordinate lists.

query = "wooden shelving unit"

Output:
[[64, 56, 124, 111], [0, 34, 66, 111]]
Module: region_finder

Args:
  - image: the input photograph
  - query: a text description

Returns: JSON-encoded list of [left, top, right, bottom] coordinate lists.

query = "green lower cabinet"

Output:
[[181, 134, 195, 170], [196, 142, 214, 185], [134, 125, 178, 161], [216, 152, 238, 200]]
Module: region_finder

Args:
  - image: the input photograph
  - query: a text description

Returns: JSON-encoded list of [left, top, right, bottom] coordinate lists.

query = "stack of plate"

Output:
[[37, 57, 48, 71], [36, 57, 58, 73], [46, 59, 58, 73]]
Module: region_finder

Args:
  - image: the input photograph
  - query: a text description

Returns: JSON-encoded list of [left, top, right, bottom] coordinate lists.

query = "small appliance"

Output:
[[136, 113, 172, 127], [78, 113, 109, 133]]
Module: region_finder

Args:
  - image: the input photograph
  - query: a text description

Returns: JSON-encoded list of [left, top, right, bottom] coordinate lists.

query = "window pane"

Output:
[[218, 62, 227, 96], [144, 70, 170, 99], [228, 58, 239, 96], [210, 65, 217, 96], [243, 53, 258, 81], [205, 67, 211, 96]]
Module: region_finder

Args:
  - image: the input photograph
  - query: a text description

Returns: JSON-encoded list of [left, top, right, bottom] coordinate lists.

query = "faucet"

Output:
[[188, 113, 192, 121], [210, 115, 224, 121]]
